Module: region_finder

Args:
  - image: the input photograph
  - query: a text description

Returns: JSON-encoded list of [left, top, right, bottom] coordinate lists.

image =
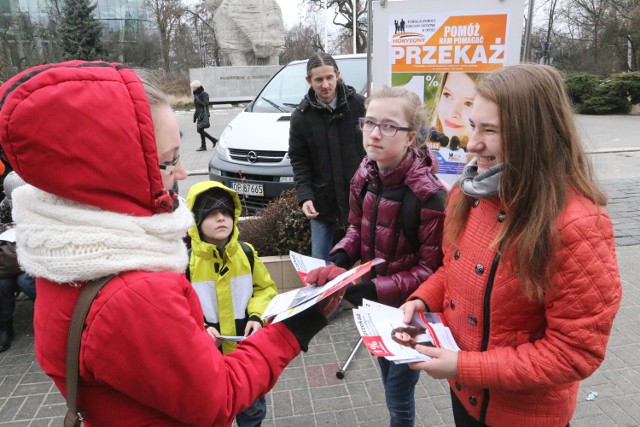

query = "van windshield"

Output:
[[251, 57, 367, 113]]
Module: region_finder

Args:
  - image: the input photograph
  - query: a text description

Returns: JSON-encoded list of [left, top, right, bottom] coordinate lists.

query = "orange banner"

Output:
[[391, 14, 508, 73]]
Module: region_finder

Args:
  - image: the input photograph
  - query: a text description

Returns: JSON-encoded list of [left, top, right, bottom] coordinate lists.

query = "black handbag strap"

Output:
[[64, 275, 114, 427]]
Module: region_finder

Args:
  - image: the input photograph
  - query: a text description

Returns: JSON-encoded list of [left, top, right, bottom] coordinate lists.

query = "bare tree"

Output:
[[304, 0, 367, 52], [183, 3, 221, 67], [280, 21, 324, 64], [540, 0, 560, 64], [145, 0, 184, 74]]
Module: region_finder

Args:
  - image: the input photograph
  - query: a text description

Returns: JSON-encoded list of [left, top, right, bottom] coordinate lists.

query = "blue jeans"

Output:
[[310, 219, 336, 261], [378, 357, 420, 427], [235, 395, 266, 427], [0, 273, 36, 325]]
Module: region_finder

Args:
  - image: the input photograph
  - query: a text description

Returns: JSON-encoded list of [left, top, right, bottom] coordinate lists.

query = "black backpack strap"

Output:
[[239, 241, 254, 274], [400, 187, 420, 251], [400, 187, 447, 251], [422, 188, 447, 212], [357, 181, 369, 210]]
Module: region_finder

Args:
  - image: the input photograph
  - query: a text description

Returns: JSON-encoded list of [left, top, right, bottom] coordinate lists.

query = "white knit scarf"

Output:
[[11, 185, 194, 283]]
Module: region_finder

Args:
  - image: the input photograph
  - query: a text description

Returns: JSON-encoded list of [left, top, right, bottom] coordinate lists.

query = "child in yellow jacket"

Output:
[[186, 181, 277, 426]]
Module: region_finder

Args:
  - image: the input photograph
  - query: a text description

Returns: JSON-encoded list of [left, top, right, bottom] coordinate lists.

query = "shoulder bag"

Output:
[[64, 275, 114, 427], [0, 240, 21, 278]]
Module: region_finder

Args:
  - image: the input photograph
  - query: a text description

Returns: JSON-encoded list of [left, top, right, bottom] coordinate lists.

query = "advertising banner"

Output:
[[372, 0, 525, 188]]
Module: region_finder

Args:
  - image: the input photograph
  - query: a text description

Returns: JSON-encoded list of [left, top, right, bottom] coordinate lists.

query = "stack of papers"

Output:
[[353, 299, 460, 364], [262, 251, 384, 323]]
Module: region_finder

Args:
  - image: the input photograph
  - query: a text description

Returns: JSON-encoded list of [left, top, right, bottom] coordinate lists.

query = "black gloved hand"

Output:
[[281, 307, 328, 352], [344, 282, 378, 307], [328, 250, 351, 269]]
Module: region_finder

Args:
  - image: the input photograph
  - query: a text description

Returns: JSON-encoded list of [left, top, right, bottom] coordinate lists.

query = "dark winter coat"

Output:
[[193, 86, 210, 128], [331, 148, 445, 307], [288, 82, 366, 224]]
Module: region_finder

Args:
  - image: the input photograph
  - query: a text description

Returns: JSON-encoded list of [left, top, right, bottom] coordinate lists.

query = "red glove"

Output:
[[306, 265, 346, 286]]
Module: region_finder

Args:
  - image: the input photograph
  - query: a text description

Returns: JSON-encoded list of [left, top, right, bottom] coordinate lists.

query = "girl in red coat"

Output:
[[0, 61, 341, 427], [401, 64, 622, 427]]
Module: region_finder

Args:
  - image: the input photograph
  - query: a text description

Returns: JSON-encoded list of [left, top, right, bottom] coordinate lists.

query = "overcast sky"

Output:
[[275, 0, 305, 29]]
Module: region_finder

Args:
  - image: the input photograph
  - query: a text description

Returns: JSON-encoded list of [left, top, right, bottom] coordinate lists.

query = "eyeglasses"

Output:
[[159, 154, 181, 175], [358, 118, 412, 137]]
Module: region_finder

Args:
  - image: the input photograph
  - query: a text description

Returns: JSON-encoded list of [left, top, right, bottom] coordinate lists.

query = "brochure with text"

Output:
[[262, 252, 385, 323], [353, 299, 460, 364]]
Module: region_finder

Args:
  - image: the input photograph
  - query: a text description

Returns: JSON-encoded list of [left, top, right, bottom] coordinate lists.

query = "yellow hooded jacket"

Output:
[[186, 181, 277, 353]]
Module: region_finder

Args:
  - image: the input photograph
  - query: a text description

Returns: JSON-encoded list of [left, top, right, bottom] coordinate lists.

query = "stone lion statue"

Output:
[[209, 0, 285, 66]]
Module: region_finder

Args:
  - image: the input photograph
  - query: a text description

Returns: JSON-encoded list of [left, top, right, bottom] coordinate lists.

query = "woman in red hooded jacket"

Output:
[[401, 64, 622, 427], [0, 61, 340, 426]]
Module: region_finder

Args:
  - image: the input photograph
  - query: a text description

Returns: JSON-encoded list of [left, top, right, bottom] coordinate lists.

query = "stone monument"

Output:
[[209, 0, 285, 66]]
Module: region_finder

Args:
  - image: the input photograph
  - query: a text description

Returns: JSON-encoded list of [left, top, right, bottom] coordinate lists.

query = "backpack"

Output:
[[357, 182, 446, 251]]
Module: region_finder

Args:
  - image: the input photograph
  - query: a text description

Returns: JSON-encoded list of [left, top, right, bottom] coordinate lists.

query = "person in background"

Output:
[[307, 86, 446, 427], [186, 181, 277, 427], [191, 79, 218, 151], [0, 171, 35, 352], [0, 61, 342, 426], [288, 52, 366, 260], [402, 64, 622, 427]]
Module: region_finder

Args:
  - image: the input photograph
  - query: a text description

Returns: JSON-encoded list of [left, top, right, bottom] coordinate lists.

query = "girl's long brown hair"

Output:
[[445, 64, 606, 302]]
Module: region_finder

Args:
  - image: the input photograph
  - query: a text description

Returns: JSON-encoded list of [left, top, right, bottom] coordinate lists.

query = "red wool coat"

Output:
[[410, 191, 622, 427], [35, 271, 300, 426]]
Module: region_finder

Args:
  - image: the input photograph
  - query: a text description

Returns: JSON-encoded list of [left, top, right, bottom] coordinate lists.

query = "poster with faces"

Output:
[[372, 0, 525, 189]]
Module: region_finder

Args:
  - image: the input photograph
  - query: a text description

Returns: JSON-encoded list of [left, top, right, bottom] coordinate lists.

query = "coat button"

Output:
[[475, 264, 484, 275], [454, 250, 460, 260], [468, 315, 478, 325], [450, 300, 456, 310], [469, 395, 478, 406], [497, 212, 506, 222], [473, 199, 480, 207], [455, 382, 462, 391]]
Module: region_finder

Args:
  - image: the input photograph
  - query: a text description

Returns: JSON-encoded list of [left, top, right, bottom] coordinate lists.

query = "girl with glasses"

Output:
[[308, 86, 447, 426]]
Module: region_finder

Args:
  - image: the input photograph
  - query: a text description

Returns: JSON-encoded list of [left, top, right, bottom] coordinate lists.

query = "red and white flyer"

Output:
[[353, 299, 460, 364], [262, 251, 385, 323]]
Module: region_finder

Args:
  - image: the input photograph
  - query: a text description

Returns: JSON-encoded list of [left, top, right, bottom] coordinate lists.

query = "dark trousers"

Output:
[[197, 127, 217, 147], [450, 388, 570, 427]]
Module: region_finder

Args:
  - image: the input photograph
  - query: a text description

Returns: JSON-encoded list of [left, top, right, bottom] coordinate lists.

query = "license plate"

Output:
[[231, 181, 264, 197]]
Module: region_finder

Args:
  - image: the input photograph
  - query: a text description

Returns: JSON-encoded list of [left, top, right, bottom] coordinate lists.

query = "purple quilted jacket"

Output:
[[331, 148, 445, 307]]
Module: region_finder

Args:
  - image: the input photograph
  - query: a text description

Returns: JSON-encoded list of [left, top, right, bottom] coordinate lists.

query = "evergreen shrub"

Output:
[[238, 189, 311, 256]]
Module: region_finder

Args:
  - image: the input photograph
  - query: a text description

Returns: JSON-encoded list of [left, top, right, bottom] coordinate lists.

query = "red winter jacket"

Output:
[[0, 62, 303, 427], [331, 148, 445, 307], [410, 190, 622, 427], [35, 271, 300, 426]]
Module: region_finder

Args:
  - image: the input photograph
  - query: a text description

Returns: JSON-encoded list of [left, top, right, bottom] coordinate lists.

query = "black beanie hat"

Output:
[[193, 188, 235, 226]]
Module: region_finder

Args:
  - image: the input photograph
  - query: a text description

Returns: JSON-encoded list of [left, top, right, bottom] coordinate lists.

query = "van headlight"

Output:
[[216, 126, 232, 161]]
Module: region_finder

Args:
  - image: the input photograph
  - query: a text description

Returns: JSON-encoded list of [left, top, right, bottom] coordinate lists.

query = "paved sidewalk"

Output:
[[1, 176, 638, 427]]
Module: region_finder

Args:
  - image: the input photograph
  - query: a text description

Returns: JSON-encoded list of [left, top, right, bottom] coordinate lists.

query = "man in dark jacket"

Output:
[[288, 53, 366, 260]]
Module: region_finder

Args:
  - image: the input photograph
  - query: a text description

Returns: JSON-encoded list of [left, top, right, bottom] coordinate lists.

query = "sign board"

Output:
[[372, 0, 525, 188], [189, 65, 282, 104]]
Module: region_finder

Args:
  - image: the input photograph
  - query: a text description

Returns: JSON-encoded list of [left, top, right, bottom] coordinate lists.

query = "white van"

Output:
[[208, 54, 367, 213]]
